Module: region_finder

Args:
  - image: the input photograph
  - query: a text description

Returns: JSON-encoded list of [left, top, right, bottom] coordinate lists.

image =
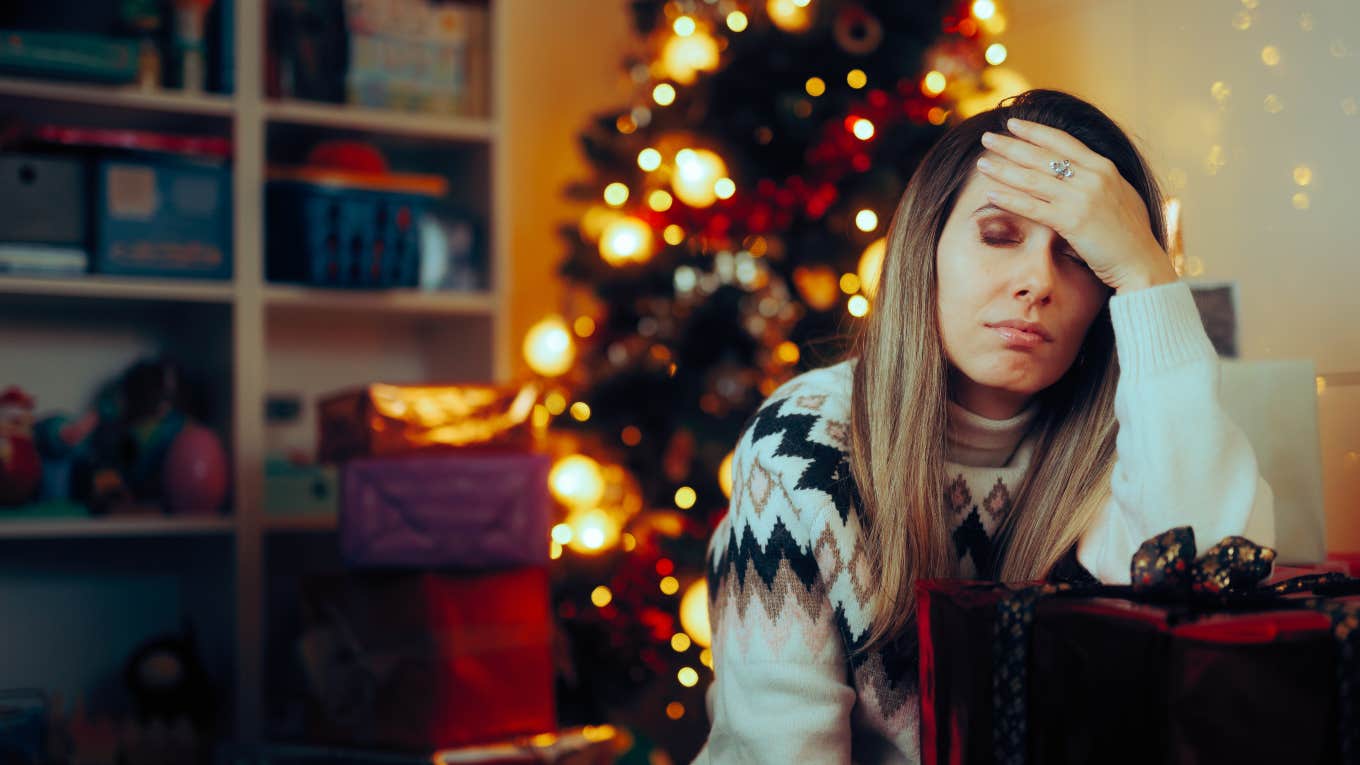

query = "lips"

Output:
[[986, 320, 1052, 341]]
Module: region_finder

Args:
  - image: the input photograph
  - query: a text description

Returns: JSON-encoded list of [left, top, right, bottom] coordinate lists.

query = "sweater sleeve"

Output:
[[693, 391, 855, 764], [1076, 280, 1277, 584]]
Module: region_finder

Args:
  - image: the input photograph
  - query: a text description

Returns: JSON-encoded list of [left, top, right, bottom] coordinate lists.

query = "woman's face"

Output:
[[935, 160, 1112, 420]]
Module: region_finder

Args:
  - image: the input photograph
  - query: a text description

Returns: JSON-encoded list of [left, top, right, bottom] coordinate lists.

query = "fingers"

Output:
[[1004, 118, 1106, 171], [983, 186, 1047, 223], [976, 152, 1066, 204]]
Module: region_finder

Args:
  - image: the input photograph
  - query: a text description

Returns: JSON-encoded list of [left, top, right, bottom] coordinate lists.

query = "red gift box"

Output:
[[918, 569, 1360, 765], [298, 567, 555, 751]]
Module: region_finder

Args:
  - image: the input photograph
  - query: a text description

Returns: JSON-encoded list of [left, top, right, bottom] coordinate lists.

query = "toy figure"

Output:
[[0, 386, 42, 506]]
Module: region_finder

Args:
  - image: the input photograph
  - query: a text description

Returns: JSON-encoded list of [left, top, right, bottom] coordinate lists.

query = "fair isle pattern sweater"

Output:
[[693, 280, 1277, 764]]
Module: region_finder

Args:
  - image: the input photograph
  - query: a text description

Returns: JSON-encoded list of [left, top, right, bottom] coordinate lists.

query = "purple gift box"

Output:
[[339, 452, 551, 569]]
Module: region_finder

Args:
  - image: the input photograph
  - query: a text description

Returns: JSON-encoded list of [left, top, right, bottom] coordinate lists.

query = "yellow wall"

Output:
[[504, 0, 635, 380]]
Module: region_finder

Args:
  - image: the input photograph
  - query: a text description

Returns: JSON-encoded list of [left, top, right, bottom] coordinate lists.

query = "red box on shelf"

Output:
[[918, 570, 1359, 765], [298, 567, 555, 752]]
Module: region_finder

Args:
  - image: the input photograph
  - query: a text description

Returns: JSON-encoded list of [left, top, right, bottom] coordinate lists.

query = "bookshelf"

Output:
[[0, 0, 508, 748]]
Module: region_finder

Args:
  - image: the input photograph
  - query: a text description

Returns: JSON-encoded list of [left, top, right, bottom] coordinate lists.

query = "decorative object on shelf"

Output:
[[170, 0, 216, 93], [266, 140, 449, 289], [0, 386, 42, 507], [343, 0, 489, 118], [340, 451, 550, 569], [162, 420, 228, 515], [0, 152, 90, 276], [32, 357, 227, 515], [0, 31, 138, 85], [917, 527, 1360, 765], [265, 455, 339, 520], [120, 0, 166, 91], [296, 568, 555, 752], [122, 628, 217, 762], [267, 0, 348, 103], [418, 206, 486, 292], [318, 381, 538, 463]]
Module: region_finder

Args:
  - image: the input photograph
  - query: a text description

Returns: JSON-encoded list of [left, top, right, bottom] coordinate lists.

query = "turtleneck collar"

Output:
[[946, 398, 1040, 468]]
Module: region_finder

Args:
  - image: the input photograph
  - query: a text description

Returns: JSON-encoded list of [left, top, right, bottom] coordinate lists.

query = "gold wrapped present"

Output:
[[318, 381, 539, 462]]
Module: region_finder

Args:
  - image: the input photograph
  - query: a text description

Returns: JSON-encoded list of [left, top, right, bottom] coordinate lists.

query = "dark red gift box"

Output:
[[918, 570, 1360, 765], [298, 567, 555, 752]]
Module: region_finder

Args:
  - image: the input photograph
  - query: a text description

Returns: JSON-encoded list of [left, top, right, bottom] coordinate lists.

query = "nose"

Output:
[[1013, 237, 1059, 306]]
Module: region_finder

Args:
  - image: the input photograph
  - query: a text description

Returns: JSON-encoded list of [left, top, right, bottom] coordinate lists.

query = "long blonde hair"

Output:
[[847, 90, 1167, 655]]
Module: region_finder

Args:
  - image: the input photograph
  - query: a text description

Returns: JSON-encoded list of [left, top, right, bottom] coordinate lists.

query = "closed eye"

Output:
[[982, 234, 1087, 266]]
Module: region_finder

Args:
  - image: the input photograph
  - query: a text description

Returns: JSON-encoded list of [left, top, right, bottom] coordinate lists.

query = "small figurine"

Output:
[[0, 386, 42, 506]]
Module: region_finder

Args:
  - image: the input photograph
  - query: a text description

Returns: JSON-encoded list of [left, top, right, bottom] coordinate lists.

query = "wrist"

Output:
[[1114, 258, 1179, 295]]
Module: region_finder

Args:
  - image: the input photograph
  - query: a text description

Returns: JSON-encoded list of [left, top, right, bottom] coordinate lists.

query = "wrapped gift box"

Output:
[[918, 568, 1360, 765], [298, 568, 555, 752], [339, 451, 550, 569], [318, 382, 538, 463]]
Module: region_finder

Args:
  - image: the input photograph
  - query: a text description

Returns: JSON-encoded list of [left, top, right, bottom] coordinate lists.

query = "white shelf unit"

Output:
[[0, 0, 508, 747]]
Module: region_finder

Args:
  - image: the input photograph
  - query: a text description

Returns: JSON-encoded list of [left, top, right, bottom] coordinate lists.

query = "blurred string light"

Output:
[[985, 43, 1007, 65], [567, 507, 619, 554], [847, 294, 870, 317], [662, 28, 720, 84], [573, 316, 595, 337], [846, 69, 867, 89], [971, 0, 996, 20], [680, 579, 711, 646], [855, 209, 878, 232], [673, 15, 696, 36], [672, 148, 728, 207], [523, 315, 576, 377], [922, 70, 947, 96], [653, 83, 677, 106], [660, 576, 681, 595], [850, 118, 875, 140], [726, 11, 748, 32], [767, 0, 813, 33], [591, 586, 612, 607], [677, 667, 699, 687], [674, 486, 697, 509], [603, 182, 629, 206], [805, 77, 826, 97], [1261, 45, 1280, 67], [1293, 165, 1312, 186], [550, 455, 606, 509], [570, 401, 592, 421], [599, 216, 655, 265], [638, 147, 662, 171], [718, 451, 734, 498], [858, 238, 886, 298], [648, 189, 674, 211]]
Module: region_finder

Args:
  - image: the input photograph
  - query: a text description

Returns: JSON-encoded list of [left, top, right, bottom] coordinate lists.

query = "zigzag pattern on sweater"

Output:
[[707, 384, 920, 723]]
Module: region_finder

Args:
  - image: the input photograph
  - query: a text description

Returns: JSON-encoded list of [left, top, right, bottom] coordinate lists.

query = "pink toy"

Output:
[[0, 386, 42, 507], [162, 422, 228, 515]]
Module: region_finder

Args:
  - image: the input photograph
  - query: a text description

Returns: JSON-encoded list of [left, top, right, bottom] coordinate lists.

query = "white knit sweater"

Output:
[[692, 280, 1276, 764]]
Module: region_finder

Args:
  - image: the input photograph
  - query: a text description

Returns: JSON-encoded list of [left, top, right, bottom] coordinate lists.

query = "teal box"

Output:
[[264, 459, 338, 518], [95, 157, 233, 280]]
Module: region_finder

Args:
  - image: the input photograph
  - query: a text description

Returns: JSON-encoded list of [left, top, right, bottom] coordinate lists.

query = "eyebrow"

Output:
[[971, 203, 1008, 217]]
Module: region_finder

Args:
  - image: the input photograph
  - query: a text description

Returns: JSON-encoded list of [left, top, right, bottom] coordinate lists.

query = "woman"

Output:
[[692, 89, 1275, 763]]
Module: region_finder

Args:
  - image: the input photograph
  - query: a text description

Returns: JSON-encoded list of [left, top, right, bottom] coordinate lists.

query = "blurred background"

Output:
[[0, 0, 1354, 763]]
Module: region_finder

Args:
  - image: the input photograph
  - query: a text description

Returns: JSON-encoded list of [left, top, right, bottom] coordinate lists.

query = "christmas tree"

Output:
[[522, 0, 1028, 759]]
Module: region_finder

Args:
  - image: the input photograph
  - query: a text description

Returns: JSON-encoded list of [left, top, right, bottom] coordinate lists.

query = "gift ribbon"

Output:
[[991, 525, 1360, 765]]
